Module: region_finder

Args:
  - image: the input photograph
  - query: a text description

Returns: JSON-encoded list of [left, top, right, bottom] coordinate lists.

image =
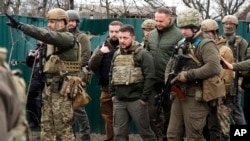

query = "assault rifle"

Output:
[[232, 42, 240, 104], [155, 54, 191, 117]]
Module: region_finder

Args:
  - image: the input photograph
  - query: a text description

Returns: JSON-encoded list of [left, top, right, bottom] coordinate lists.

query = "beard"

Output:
[[110, 38, 119, 46], [68, 27, 76, 33], [121, 42, 133, 50]]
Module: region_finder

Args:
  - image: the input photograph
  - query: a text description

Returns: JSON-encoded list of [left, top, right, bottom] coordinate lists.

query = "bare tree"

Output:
[[216, 0, 245, 17], [238, 4, 250, 20], [39, 0, 48, 17], [182, 0, 211, 19], [181, 0, 247, 19], [143, 0, 167, 9], [99, 0, 112, 18], [2, 0, 12, 14], [99, 0, 137, 18], [69, 0, 74, 9], [2, 0, 21, 14], [142, 0, 177, 16]]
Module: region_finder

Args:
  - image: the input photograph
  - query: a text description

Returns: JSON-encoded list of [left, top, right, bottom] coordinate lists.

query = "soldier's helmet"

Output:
[[222, 15, 238, 25], [141, 19, 156, 29], [177, 8, 202, 28], [201, 19, 219, 32], [46, 8, 69, 24], [66, 10, 80, 22], [246, 12, 250, 23]]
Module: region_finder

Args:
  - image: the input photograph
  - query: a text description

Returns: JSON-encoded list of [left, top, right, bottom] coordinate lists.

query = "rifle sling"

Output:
[[187, 43, 201, 66]]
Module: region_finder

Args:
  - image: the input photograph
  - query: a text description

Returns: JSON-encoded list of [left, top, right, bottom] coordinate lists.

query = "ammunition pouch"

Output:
[[43, 55, 62, 73], [202, 74, 226, 102], [73, 88, 91, 109], [46, 76, 61, 93], [59, 76, 91, 108]]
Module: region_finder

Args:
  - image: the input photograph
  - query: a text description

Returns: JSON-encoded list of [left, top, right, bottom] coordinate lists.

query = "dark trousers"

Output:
[[26, 79, 43, 126], [148, 83, 171, 140], [73, 107, 91, 141]]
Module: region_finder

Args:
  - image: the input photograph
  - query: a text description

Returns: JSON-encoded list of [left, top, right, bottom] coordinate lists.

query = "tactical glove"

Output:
[[5, 13, 23, 29]]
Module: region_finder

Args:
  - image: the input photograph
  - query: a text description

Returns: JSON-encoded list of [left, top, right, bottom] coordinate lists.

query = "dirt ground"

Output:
[[31, 132, 142, 141]]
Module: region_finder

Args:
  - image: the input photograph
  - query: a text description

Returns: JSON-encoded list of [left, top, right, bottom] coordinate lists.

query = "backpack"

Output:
[[8, 70, 30, 141], [0, 48, 30, 140]]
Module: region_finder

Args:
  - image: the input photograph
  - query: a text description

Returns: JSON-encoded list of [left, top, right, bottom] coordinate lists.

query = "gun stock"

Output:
[[171, 86, 185, 100]]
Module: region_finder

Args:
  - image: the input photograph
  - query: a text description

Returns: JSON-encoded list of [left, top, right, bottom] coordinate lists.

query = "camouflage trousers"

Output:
[[40, 84, 75, 141]]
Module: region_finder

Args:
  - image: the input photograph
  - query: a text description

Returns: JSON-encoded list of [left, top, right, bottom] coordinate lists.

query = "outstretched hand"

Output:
[[5, 13, 22, 29]]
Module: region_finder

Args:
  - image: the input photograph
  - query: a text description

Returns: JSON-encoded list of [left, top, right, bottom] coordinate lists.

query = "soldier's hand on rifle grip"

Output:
[[5, 13, 22, 29], [175, 71, 188, 83]]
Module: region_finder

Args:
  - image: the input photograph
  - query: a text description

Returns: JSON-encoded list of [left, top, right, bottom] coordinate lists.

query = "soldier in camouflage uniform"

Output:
[[141, 19, 156, 49], [66, 10, 91, 141], [220, 15, 248, 126], [0, 47, 30, 141], [241, 12, 250, 125], [221, 12, 250, 125], [201, 19, 234, 140], [165, 8, 221, 140], [6, 8, 81, 141], [109, 24, 157, 141]]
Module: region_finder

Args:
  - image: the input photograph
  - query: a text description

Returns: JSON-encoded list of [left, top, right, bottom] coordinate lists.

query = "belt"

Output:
[[44, 73, 60, 78]]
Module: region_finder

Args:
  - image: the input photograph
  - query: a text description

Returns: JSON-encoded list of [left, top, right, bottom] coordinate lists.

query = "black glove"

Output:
[[5, 13, 22, 29]]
